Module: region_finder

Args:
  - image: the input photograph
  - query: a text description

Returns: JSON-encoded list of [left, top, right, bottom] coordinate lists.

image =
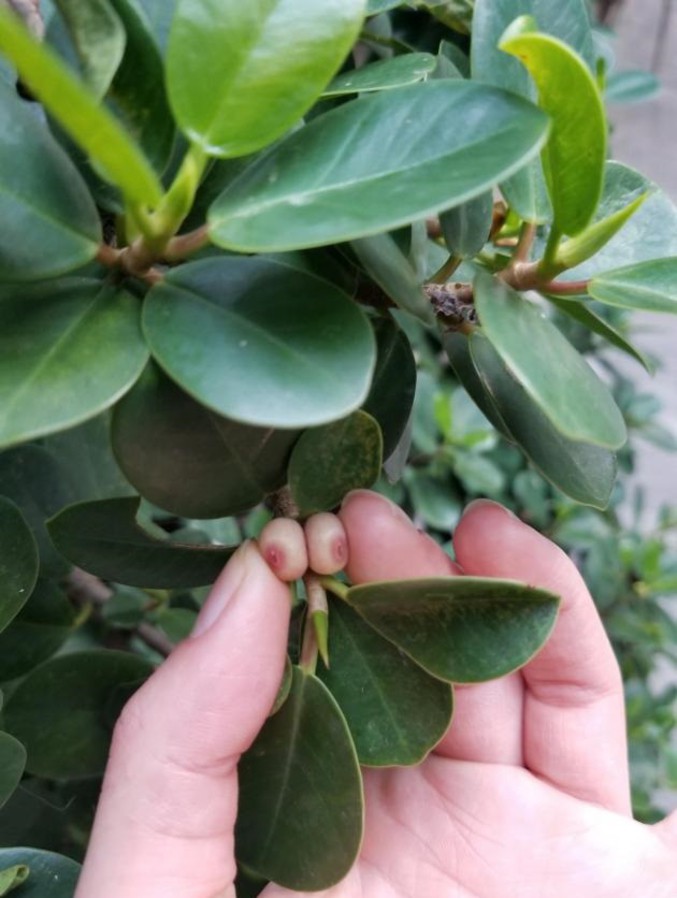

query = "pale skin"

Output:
[[74, 491, 677, 898]]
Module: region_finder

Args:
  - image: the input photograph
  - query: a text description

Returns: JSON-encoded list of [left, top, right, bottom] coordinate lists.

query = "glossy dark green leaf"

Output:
[[0, 581, 75, 682], [53, 0, 125, 98], [47, 497, 235, 588], [0, 498, 38, 635], [440, 191, 493, 258], [471, 0, 594, 222], [469, 331, 617, 508], [236, 667, 363, 890], [323, 53, 436, 96], [589, 259, 677, 314], [545, 295, 653, 372], [501, 24, 606, 236], [107, 0, 176, 174], [289, 411, 383, 515], [423, 0, 475, 33], [0, 445, 77, 577], [605, 69, 660, 104], [404, 470, 461, 531], [0, 6, 163, 206], [319, 596, 452, 765], [474, 272, 627, 449], [0, 850, 79, 898], [363, 319, 417, 460], [4, 651, 153, 778], [0, 279, 149, 450], [443, 332, 512, 439], [347, 576, 560, 682], [555, 162, 677, 281], [351, 232, 435, 325], [0, 733, 26, 810], [166, 0, 365, 157], [112, 364, 299, 518], [0, 80, 100, 281], [209, 81, 548, 251], [143, 257, 376, 428]]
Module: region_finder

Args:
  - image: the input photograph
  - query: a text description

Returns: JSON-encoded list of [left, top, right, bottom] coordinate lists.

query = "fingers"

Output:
[[454, 501, 631, 815], [75, 542, 291, 898]]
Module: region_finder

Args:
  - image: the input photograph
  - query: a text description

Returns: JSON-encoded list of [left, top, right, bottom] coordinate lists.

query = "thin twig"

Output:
[[512, 221, 537, 264], [163, 225, 210, 263]]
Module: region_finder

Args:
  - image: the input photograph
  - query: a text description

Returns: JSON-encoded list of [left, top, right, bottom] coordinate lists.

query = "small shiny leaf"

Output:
[[209, 81, 548, 251], [0, 850, 79, 898], [0, 498, 38, 635], [289, 411, 383, 516], [501, 24, 606, 236], [474, 272, 627, 449], [363, 319, 417, 460], [555, 191, 649, 270], [469, 331, 617, 508], [3, 651, 154, 779], [236, 667, 363, 890], [0, 6, 163, 206], [0, 733, 26, 810], [112, 365, 299, 518], [143, 257, 376, 428], [166, 0, 366, 157], [0, 279, 149, 450], [589, 258, 677, 314], [48, 497, 235, 588], [323, 53, 436, 96], [440, 191, 493, 258], [347, 576, 560, 682], [318, 596, 453, 765], [0, 80, 100, 281]]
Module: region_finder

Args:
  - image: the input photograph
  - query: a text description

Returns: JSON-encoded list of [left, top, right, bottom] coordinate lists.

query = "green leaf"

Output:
[[4, 651, 153, 779], [0, 850, 79, 898], [0, 580, 75, 682], [351, 232, 435, 325], [236, 667, 363, 890], [208, 81, 549, 252], [0, 733, 26, 810], [422, 0, 475, 33], [440, 191, 493, 258], [143, 257, 376, 428], [0, 498, 39, 635], [363, 319, 417, 460], [289, 411, 383, 516], [135, 0, 174, 53], [554, 162, 677, 281], [107, 0, 176, 174], [545, 295, 653, 373], [166, 0, 366, 157], [53, 0, 125, 98], [500, 23, 606, 236], [404, 470, 461, 531], [468, 331, 617, 508], [319, 596, 452, 765], [48, 497, 235, 588], [474, 272, 627, 449], [555, 191, 650, 271], [0, 279, 149, 450], [605, 69, 660, 104], [0, 445, 77, 577], [0, 865, 29, 895], [0, 6, 163, 206], [367, 0, 402, 11], [471, 0, 594, 222], [0, 80, 100, 281], [348, 577, 560, 682], [589, 258, 677, 314], [112, 364, 299, 519], [323, 52, 436, 96]]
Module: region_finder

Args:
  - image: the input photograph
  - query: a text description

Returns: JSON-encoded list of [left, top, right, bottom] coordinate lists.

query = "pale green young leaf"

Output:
[[0, 850, 79, 898], [166, 0, 366, 157], [500, 24, 606, 236], [0, 6, 163, 206]]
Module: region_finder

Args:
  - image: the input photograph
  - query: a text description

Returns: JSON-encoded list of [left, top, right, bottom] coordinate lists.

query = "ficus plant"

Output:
[[0, 0, 677, 893]]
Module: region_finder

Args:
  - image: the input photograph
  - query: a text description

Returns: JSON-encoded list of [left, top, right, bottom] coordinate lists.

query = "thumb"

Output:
[[75, 541, 291, 898]]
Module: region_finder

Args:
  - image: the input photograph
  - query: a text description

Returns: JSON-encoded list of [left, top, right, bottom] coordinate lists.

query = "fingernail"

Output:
[[341, 489, 412, 525], [463, 499, 517, 519], [191, 540, 253, 637]]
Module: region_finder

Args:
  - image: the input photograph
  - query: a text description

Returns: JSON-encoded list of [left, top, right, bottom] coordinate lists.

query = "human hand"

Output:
[[75, 492, 677, 898]]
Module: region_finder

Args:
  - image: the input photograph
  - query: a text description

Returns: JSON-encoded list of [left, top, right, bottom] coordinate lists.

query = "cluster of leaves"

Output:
[[0, 0, 676, 893]]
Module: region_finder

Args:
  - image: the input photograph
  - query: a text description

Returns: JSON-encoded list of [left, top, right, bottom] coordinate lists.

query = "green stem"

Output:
[[430, 253, 462, 284], [320, 575, 349, 602], [148, 142, 208, 250], [540, 224, 563, 278]]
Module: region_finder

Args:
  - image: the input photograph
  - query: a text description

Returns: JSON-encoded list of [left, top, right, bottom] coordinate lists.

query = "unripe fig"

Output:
[[259, 518, 308, 581], [304, 513, 348, 575]]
